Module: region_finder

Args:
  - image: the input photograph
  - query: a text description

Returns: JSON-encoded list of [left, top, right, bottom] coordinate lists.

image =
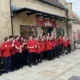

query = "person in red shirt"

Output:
[[63, 37, 68, 54], [58, 35, 63, 55], [9, 35, 15, 71], [35, 38, 41, 63], [45, 36, 53, 60], [39, 37, 45, 62], [54, 37, 60, 58], [1, 37, 12, 73], [67, 37, 71, 53], [22, 39, 28, 66], [13, 35, 21, 69], [27, 36, 37, 67]]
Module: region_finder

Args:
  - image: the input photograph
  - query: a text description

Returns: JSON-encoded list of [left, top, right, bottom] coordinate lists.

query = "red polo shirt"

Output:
[[58, 37, 63, 45], [67, 39, 71, 45], [63, 40, 68, 47], [1, 42, 12, 57], [9, 41, 15, 55], [27, 39, 36, 53], [36, 40, 41, 54], [45, 40, 53, 51], [14, 40, 21, 53], [0, 47, 2, 57]]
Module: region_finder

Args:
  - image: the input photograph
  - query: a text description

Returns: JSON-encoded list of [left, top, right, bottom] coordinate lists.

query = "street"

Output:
[[0, 49, 80, 80]]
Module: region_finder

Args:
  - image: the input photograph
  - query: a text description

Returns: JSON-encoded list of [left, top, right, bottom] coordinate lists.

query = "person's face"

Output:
[[41, 38, 44, 41], [46, 36, 49, 41], [35, 38, 38, 41], [29, 36, 33, 40], [16, 37, 19, 40], [6, 38, 9, 42], [21, 37, 23, 41], [11, 38, 14, 41]]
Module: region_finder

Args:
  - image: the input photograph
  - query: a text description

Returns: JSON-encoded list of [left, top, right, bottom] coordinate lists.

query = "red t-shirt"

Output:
[[0, 47, 2, 57], [36, 40, 41, 54], [51, 39, 57, 48], [58, 37, 63, 45], [39, 41, 45, 52], [1, 42, 12, 57], [27, 40, 36, 53], [45, 40, 53, 51], [63, 40, 68, 47], [67, 39, 71, 45], [9, 41, 15, 55], [14, 40, 21, 53]]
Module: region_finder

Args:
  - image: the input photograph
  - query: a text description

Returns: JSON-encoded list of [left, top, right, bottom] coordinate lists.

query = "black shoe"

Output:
[[57, 56, 60, 58], [29, 65, 32, 67]]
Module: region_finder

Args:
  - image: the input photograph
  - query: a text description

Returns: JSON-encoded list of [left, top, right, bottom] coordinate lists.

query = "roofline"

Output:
[[39, 0, 68, 11]]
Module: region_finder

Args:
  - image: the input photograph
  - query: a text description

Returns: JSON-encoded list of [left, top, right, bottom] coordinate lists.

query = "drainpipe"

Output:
[[10, 0, 14, 36]]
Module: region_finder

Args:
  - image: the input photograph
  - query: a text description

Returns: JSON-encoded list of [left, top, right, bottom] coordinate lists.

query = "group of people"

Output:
[[0, 32, 71, 75]]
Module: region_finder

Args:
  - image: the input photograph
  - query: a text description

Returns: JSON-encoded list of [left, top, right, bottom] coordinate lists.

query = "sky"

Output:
[[65, 0, 80, 17]]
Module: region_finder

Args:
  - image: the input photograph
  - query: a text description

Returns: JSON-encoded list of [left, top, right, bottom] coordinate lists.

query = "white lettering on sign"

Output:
[[44, 21, 53, 26]]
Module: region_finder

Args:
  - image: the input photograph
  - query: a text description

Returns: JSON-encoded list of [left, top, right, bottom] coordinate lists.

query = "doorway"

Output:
[[42, 27, 53, 35]]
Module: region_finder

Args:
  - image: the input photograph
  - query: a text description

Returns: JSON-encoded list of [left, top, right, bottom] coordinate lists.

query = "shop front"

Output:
[[12, 6, 70, 38]]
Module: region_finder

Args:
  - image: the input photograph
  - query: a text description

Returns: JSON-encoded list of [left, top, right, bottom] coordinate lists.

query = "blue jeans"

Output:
[[3, 57, 11, 73]]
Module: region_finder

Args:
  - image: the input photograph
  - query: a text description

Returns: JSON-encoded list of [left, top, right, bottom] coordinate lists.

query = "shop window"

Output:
[[20, 25, 37, 39], [57, 28, 64, 37]]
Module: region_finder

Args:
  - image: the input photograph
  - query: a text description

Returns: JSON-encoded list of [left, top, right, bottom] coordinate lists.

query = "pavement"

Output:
[[0, 49, 80, 80]]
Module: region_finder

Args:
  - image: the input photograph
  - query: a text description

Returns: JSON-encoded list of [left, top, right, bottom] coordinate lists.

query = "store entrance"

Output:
[[42, 27, 53, 35], [20, 25, 36, 39]]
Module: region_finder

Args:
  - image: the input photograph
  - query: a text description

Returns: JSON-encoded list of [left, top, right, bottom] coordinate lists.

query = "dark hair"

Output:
[[14, 35, 18, 39], [4, 37, 8, 42], [9, 35, 13, 39]]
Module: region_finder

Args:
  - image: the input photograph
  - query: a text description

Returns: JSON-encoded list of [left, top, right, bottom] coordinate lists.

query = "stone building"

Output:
[[0, 0, 80, 50]]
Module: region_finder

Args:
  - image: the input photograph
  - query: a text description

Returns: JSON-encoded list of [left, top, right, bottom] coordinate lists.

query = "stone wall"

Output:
[[0, 0, 12, 43], [12, 12, 36, 35]]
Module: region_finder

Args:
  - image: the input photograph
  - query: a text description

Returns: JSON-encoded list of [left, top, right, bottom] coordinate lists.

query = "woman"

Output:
[[45, 36, 53, 60], [1, 37, 12, 73], [39, 37, 45, 62], [13, 35, 22, 69], [22, 39, 28, 66], [27, 36, 37, 67], [67, 37, 71, 53], [35, 38, 41, 63], [63, 37, 68, 54]]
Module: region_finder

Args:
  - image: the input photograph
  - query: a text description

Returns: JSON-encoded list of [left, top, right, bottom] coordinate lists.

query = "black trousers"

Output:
[[43, 51, 47, 60], [46, 50, 52, 60], [0, 58, 2, 74], [15, 52, 21, 69], [3, 57, 11, 73], [52, 47, 56, 58], [55, 46, 59, 58], [58, 44, 63, 55], [22, 50, 28, 65], [11, 55, 15, 70], [28, 52, 37, 66], [36, 53, 43, 62], [64, 47, 68, 54], [68, 45, 71, 53], [40, 51, 44, 62]]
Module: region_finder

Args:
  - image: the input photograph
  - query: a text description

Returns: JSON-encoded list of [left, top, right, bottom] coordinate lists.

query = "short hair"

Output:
[[4, 37, 8, 41], [9, 35, 13, 39], [14, 35, 18, 39]]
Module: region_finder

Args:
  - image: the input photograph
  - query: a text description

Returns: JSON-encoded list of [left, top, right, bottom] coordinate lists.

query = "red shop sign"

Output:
[[36, 17, 56, 27], [36, 16, 44, 27]]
